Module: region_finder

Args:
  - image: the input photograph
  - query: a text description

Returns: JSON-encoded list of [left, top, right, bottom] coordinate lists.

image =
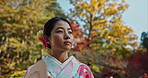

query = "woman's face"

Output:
[[48, 20, 74, 52]]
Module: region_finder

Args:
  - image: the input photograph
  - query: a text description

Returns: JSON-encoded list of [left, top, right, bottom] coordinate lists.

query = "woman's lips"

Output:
[[64, 41, 71, 45]]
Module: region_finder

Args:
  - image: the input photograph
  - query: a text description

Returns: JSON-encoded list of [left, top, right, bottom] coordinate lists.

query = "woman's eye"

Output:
[[57, 31, 63, 33], [68, 31, 73, 34]]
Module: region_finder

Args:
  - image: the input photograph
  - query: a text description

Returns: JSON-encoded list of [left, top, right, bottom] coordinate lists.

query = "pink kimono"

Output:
[[24, 55, 94, 78]]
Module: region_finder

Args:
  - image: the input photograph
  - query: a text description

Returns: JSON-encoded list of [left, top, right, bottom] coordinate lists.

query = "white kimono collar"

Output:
[[47, 55, 73, 69], [43, 55, 80, 78]]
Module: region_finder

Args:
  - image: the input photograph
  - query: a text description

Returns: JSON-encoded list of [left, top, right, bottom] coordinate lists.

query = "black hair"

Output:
[[44, 17, 72, 36], [43, 17, 72, 48]]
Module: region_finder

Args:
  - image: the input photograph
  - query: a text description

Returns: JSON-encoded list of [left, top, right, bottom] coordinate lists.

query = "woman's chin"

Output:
[[62, 46, 71, 51]]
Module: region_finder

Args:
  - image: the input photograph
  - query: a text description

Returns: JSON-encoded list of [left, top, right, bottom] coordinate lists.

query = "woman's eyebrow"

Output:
[[56, 27, 72, 30], [67, 28, 72, 30], [56, 27, 64, 30]]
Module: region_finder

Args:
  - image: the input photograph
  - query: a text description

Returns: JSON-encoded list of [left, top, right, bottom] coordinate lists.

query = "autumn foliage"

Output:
[[125, 50, 148, 77], [0, 0, 64, 77], [70, 21, 92, 54], [0, 0, 147, 77], [68, 0, 146, 77]]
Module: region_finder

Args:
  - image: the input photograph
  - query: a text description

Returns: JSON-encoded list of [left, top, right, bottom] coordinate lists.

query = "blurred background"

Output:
[[0, 0, 147, 78]]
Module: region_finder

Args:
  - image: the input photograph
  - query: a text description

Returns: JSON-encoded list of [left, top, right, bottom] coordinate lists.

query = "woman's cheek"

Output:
[[53, 35, 63, 44]]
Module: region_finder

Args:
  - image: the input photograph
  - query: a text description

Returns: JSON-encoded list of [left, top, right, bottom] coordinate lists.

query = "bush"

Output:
[[9, 70, 26, 78]]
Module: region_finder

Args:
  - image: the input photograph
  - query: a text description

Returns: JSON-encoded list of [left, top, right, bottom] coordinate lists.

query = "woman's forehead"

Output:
[[54, 20, 71, 29]]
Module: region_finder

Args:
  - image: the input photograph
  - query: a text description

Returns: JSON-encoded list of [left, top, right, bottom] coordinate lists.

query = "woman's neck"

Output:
[[51, 51, 68, 63]]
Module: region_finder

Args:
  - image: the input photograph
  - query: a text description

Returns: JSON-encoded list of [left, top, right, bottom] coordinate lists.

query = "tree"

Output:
[[69, 0, 138, 57], [140, 32, 148, 74], [123, 32, 148, 77], [70, 21, 91, 54], [68, 0, 139, 77], [140, 32, 148, 49], [0, 0, 65, 77]]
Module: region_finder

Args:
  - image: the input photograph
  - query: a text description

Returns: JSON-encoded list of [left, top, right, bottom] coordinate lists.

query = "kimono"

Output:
[[24, 55, 94, 78]]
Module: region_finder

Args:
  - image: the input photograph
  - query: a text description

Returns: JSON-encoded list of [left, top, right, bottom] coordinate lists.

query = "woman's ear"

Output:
[[43, 35, 51, 44]]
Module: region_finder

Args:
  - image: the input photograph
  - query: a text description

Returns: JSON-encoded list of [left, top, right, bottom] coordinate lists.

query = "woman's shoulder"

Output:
[[26, 60, 46, 70], [23, 60, 47, 78]]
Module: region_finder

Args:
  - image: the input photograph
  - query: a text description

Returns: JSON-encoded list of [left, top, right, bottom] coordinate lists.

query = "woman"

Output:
[[24, 17, 94, 78]]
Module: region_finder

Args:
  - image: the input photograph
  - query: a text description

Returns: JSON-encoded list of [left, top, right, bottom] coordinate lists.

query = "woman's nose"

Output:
[[64, 32, 70, 39]]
